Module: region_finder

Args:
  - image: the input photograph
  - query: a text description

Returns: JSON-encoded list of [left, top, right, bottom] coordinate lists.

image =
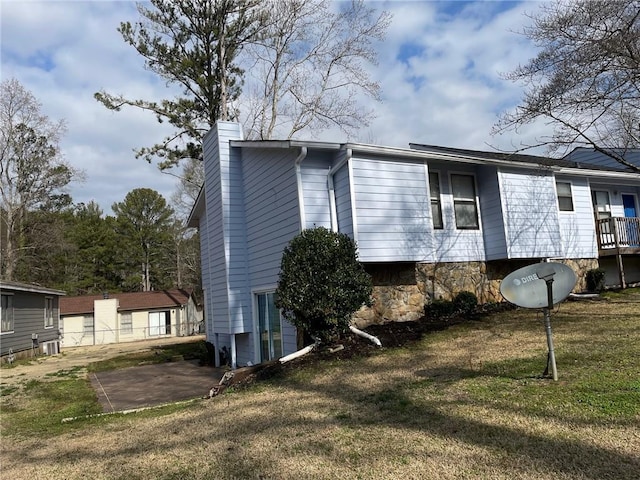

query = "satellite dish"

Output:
[[500, 262, 577, 309]]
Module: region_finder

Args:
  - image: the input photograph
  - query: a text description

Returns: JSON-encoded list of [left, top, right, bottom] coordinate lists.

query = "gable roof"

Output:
[[0, 280, 66, 296], [60, 289, 193, 316]]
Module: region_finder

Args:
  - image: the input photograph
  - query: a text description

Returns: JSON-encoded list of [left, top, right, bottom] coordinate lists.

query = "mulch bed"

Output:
[[214, 302, 517, 394]]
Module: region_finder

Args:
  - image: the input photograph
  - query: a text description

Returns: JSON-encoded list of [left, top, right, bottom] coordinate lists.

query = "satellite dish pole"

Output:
[[536, 264, 558, 381]]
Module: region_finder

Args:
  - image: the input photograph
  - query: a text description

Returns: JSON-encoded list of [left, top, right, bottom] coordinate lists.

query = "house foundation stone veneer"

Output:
[[352, 258, 598, 328]]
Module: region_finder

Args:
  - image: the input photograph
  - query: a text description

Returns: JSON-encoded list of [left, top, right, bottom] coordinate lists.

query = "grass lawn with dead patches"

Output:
[[1, 291, 638, 479]]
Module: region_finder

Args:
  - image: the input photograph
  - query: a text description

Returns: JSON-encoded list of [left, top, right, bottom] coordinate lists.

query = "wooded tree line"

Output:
[[1, 190, 200, 296], [1, 78, 199, 295]]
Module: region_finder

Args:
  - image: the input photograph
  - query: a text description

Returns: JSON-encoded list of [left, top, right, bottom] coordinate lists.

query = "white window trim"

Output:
[[148, 310, 171, 336], [555, 180, 575, 213], [120, 311, 133, 335], [427, 168, 444, 230], [252, 286, 283, 365], [44, 296, 55, 329], [593, 190, 612, 218], [1, 293, 15, 334], [449, 172, 481, 231]]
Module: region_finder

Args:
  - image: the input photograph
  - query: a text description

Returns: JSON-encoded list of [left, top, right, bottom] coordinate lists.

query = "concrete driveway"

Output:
[[90, 360, 226, 412], [1, 335, 226, 412]]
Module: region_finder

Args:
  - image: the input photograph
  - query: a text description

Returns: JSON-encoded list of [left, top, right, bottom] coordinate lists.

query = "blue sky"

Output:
[[1, 0, 549, 215]]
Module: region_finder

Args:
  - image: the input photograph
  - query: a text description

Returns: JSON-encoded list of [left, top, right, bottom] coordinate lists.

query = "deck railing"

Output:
[[596, 217, 640, 250]]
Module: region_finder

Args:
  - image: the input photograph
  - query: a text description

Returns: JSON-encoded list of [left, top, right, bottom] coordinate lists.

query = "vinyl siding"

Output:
[[351, 156, 434, 262], [499, 169, 563, 258], [300, 152, 332, 229], [241, 148, 301, 360], [226, 142, 250, 334], [244, 148, 301, 295], [478, 166, 507, 260], [202, 122, 244, 336], [556, 176, 598, 258], [282, 318, 297, 356], [1, 291, 60, 356], [334, 163, 354, 238], [234, 333, 253, 367], [432, 164, 485, 262], [590, 182, 640, 217]]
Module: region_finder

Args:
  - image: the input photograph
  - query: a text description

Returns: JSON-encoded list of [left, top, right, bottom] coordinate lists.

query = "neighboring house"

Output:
[[0, 280, 65, 360], [188, 121, 640, 368], [59, 289, 202, 347]]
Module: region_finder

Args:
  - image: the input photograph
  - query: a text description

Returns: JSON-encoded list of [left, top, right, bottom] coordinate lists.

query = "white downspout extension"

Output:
[[349, 325, 382, 347], [328, 148, 352, 232], [279, 343, 316, 364], [279, 326, 381, 364], [295, 147, 309, 230]]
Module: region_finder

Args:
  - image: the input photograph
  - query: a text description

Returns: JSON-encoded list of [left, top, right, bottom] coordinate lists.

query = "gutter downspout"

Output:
[[328, 148, 352, 232], [295, 147, 309, 230]]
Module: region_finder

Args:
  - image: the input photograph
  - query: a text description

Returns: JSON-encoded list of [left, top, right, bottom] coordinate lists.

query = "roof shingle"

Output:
[[60, 289, 193, 316]]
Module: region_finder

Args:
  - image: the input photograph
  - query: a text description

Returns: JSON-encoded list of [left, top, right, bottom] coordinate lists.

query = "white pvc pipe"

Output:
[[350, 325, 382, 347], [279, 343, 315, 364]]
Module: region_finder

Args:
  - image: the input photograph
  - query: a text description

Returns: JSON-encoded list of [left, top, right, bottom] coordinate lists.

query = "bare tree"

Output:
[[170, 157, 205, 220], [0, 78, 79, 281], [494, 0, 640, 171], [241, 0, 391, 140]]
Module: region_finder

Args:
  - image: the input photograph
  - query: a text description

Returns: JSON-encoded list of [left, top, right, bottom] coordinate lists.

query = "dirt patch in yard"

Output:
[[0, 335, 206, 387]]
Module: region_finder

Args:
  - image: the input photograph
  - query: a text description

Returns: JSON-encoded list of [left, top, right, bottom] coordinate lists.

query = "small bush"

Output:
[[426, 291, 479, 319], [453, 291, 478, 315], [425, 299, 455, 318], [275, 227, 373, 343], [586, 268, 606, 292]]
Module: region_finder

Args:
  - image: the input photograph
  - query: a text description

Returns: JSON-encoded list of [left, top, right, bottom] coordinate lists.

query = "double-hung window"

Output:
[[1, 294, 14, 333], [83, 315, 94, 334], [121, 312, 133, 334], [44, 297, 54, 328], [556, 181, 574, 212], [451, 174, 479, 229], [429, 172, 443, 229]]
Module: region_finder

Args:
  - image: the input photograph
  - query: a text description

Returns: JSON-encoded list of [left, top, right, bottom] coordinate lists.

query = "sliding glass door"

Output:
[[256, 292, 282, 362]]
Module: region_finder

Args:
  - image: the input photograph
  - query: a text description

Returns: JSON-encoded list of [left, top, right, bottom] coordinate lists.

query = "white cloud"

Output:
[[1, 0, 552, 215]]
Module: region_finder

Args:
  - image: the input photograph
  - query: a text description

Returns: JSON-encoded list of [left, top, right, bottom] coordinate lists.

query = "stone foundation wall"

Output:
[[352, 258, 598, 328]]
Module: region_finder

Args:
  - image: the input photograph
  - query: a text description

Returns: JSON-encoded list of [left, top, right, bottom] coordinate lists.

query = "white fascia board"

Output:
[[554, 167, 640, 181], [230, 140, 342, 150], [186, 186, 205, 228]]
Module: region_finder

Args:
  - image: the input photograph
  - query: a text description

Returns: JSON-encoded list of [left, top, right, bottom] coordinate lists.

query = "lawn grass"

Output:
[[1, 294, 638, 479]]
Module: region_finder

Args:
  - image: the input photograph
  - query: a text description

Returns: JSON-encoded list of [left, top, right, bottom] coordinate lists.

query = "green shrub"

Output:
[[453, 291, 478, 315], [275, 227, 373, 343], [425, 299, 455, 318], [586, 268, 606, 292]]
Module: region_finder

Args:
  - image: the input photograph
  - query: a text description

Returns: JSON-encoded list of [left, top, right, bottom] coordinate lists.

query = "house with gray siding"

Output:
[[188, 121, 640, 368], [1, 280, 65, 361]]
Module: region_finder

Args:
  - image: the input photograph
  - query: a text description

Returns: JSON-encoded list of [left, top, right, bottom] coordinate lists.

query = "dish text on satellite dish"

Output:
[[500, 262, 577, 309]]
